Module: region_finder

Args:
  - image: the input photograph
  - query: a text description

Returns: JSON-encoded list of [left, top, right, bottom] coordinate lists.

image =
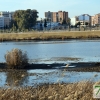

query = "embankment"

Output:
[[0, 31, 100, 41]]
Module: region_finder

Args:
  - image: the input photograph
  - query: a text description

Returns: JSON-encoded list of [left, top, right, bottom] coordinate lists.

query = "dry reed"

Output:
[[0, 81, 98, 100], [5, 48, 28, 69], [0, 31, 100, 41]]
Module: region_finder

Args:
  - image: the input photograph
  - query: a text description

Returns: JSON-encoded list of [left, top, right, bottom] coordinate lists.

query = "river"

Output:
[[0, 39, 100, 63], [0, 39, 100, 87]]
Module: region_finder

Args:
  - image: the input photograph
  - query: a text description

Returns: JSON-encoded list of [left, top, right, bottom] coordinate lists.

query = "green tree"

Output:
[[13, 9, 38, 31], [85, 22, 88, 26], [5, 25, 8, 29], [67, 18, 71, 31], [44, 19, 47, 30], [76, 22, 81, 31], [67, 18, 70, 25], [62, 20, 67, 25], [40, 18, 43, 30]]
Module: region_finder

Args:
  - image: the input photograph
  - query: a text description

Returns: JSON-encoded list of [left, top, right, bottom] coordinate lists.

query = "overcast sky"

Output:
[[0, 0, 100, 18]]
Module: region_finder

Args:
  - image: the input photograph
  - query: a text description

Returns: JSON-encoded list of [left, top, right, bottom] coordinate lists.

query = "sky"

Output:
[[0, 0, 100, 18]]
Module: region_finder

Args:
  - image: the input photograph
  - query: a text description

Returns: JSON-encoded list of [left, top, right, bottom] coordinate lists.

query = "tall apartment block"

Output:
[[45, 11, 68, 23], [91, 13, 100, 26], [0, 11, 14, 28]]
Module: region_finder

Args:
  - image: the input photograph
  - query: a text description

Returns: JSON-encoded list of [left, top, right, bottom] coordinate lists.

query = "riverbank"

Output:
[[0, 31, 100, 41], [0, 81, 97, 100], [0, 62, 99, 100], [0, 62, 100, 72]]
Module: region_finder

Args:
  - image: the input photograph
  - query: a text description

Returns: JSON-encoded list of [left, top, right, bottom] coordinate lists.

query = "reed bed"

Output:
[[0, 31, 100, 41], [0, 81, 98, 100]]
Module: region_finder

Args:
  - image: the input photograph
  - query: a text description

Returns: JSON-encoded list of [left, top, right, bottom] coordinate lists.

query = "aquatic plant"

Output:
[[5, 48, 28, 69]]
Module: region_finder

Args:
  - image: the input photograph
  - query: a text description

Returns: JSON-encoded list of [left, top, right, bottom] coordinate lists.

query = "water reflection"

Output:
[[0, 70, 99, 87], [1, 40, 100, 63], [6, 70, 28, 87]]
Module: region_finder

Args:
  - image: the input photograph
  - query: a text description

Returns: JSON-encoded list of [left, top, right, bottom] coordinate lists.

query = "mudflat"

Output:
[[0, 62, 100, 72]]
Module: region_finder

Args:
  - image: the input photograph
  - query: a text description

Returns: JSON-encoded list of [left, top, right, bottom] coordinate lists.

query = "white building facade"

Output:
[[71, 14, 91, 26], [71, 16, 79, 26], [71, 18, 76, 26], [0, 11, 14, 28]]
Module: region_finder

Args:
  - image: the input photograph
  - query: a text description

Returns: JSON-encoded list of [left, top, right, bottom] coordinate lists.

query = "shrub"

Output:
[[5, 48, 28, 69]]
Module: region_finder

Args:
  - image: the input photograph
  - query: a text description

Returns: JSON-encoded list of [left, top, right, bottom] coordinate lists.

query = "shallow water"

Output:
[[0, 40, 100, 87], [0, 70, 100, 87], [0, 40, 100, 63]]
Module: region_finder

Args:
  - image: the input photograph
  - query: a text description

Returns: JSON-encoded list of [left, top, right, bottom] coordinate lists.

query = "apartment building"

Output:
[[57, 11, 68, 23], [78, 14, 91, 26], [71, 14, 91, 26], [45, 11, 53, 22], [0, 11, 14, 28], [4, 17, 10, 27], [45, 11, 68, 23], [91, 16, 95, 26], [71, 16, 79, 26], [0, 16, 10, 28], [0, 17, 4, 28], [0, 12, 9, 17], [91, 13, 100, 26]]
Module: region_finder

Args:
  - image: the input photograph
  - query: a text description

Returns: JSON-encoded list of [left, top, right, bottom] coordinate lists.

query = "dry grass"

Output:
[[5, 48, 28, 69], [0, 81, 98, 100], [0, 31, 100, 41]]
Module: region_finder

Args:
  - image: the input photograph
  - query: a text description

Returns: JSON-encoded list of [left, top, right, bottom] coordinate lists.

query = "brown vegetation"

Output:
[[5, 48, 28, 69], [0, 31, 100, 41], [0, 81, 98, 100]]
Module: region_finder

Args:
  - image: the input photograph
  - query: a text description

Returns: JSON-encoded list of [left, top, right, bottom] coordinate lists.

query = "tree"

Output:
[[60, 18, 62, 23], [12, 24, 17, 32], [44, 19, 47, 30], [76, 22, 81, 31], [13, 9, 38, 31], [85, 22, 88, 26], [5, 25, 8, 29], [9, 19, 17, 29], [95, 24, 99, 30], [67, 18, 70, 25], [67, 18, 71, 31], [47, 18, 49, 22], [77, 22, 81, 26], [40, 18, 43, 30], [83, 22, 88, 31], [62, 20, 67, 25]]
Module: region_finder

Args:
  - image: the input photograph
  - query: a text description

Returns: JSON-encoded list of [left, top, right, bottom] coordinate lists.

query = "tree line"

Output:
[[3, 9, 38, 32]]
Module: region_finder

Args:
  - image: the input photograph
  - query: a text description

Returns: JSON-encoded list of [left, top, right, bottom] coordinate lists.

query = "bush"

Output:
[[5, 48, 28, 69]]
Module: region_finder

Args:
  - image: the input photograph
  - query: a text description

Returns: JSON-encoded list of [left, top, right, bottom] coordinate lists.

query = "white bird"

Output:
[[66, 64, 69, 67]]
